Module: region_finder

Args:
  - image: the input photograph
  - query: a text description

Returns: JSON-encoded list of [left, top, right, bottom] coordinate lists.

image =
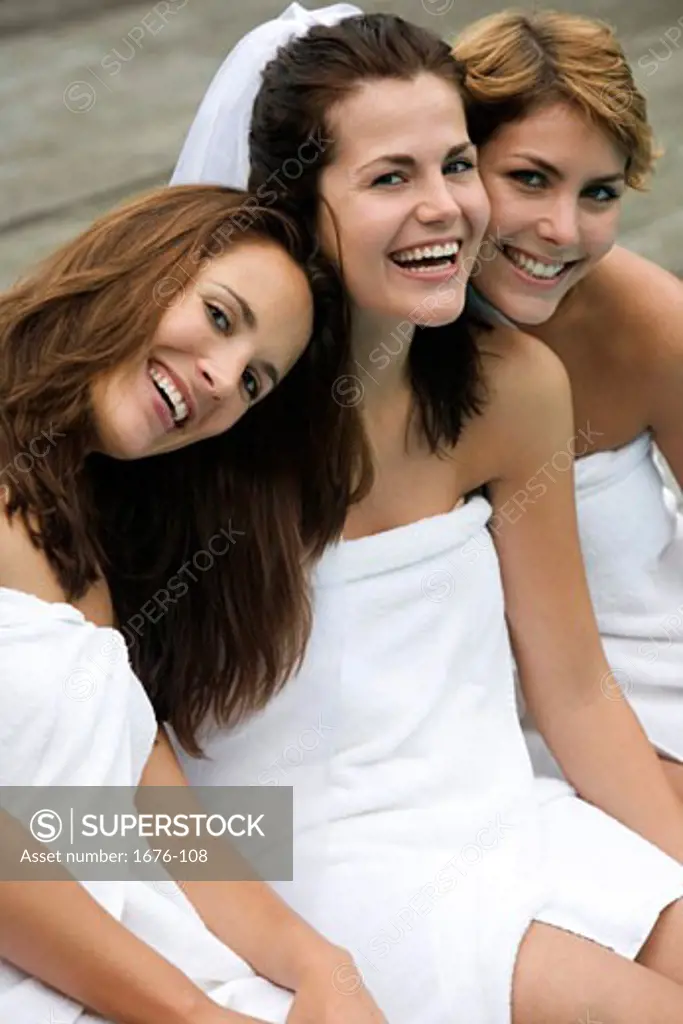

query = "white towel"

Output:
[[0, 587, 292, 1024], [179, 497, 683, 1023], [525, 432, 683, 774]]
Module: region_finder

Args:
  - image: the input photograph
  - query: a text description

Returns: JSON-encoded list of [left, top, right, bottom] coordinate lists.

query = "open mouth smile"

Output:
[[498, 243, 582, 285], [389, 239, 462, 279], [147, 360, 193, 430]]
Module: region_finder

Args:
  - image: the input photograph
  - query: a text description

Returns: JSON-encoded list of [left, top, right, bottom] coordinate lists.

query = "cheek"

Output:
[[582, 213, 619, 261], [317, 202, 339, 262], [481, 179, 526, 240], [464, 179, 492, 240], [154, 304, 203, 353]]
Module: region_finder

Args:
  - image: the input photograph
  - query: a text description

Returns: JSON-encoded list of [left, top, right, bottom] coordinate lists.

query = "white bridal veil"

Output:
[[171, 2, 362, 189]]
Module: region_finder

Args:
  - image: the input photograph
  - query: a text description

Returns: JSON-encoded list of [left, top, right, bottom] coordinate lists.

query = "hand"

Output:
[[285, 947, 387, 1023]]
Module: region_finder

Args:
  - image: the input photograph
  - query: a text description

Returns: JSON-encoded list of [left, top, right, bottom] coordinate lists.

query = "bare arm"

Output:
[[487, 332, 683, 860], [0, 512, 265, 1024], [0, 810, 267, 1024], [139, 728, 346, 993], [598, 247, 683, 487], [139, 732, 387, 1021], [644, 276, 683, 488]]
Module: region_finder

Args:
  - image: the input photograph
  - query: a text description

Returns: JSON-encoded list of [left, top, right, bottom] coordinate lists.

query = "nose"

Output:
[[196, 349, 244, 405], [416, 173, 462, 225], [536, 196, 581, 249]]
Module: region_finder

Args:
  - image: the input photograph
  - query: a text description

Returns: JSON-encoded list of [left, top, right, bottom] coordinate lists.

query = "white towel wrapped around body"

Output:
[[0, 587, 293, 1024], [178, 496, 683, 1024], [466, 287, 683, 770], [525, 432, 683, 775]]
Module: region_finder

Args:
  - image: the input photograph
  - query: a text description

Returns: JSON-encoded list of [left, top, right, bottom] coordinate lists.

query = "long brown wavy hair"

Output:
[[0, 184, 360, 753]]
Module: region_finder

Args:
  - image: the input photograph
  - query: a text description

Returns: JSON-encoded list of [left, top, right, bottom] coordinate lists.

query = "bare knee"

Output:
[[512, 920, 683, 1023], [638, 897, 683, 987]]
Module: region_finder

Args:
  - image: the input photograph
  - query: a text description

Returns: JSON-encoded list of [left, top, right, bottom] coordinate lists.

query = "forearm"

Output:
[[539, 685, 683, 862], [183, 877, 345, 991], [0, 812, 216, 1024], [139, 729, 343, 991]]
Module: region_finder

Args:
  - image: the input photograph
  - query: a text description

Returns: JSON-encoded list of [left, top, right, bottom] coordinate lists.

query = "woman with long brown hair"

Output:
[[172, 6, 683, 1022], [452, 10, 683, 786], [0, 183, 386, 1023]]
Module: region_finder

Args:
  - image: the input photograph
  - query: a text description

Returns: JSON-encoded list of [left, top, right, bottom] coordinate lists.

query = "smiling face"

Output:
[[317, 73, 490, 329], [90, 240, 313, 459], [475, 101, 627, 325]]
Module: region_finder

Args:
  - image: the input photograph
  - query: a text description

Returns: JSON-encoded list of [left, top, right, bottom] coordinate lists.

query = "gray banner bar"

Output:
[[0, 786, 292, 881]]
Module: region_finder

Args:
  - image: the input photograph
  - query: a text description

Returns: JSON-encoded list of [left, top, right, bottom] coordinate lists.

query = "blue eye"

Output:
[[241, 368, 262, 403], [509, 170, 546, 190], [444, 157, 475, 175], [371, 171, 405, 187], [205, 302, 233, 333], [583, 184, 620, 203]]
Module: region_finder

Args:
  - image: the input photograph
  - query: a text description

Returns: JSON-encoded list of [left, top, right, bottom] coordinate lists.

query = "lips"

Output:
[[498, 243, 581, 284], [390, 237, 461, 269], [387, 238, 465, 285], [147, 359, 196, 428]]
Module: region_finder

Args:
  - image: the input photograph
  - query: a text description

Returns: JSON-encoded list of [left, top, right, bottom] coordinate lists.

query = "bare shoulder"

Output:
[[479, 324, 571, 421], [589, 246, 683, 357], [0, 499, 113, 626], [476, 325, 572, 478]]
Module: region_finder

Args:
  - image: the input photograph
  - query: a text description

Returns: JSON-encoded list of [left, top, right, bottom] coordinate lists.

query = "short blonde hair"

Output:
[[452, 9, 657, 189]]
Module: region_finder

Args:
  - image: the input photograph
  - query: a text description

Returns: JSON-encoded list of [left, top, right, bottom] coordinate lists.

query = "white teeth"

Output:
[[504, 247, 566, 279], [393, 240, 460, 264], [149, 364, 189, 424]]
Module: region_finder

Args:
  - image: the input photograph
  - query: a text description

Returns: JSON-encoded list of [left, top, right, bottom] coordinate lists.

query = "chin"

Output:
[[483, 281, 561, 328], [96, 430, 155, 461], [100, 443, 146, 461], [423, 303, 467, 329], [506, 298, 559, 327], [509, 290, 569, 325], [400, 286, 468, 330]]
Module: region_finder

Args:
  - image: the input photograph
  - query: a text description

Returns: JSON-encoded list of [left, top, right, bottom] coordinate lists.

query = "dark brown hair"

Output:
[[248, 13, 489, 455], [453, 10, 656, 189], [0, 184, 356, 753]]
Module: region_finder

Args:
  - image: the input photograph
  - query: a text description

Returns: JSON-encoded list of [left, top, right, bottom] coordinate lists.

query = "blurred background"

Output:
[[1, 0, 682, 289]]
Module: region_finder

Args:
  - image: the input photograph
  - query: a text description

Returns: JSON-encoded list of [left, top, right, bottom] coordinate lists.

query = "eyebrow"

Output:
[[210, 281, 280, 389], [211, 281, 257, 329], [511, 152, 625, 184], [358, 141, 474, 174]]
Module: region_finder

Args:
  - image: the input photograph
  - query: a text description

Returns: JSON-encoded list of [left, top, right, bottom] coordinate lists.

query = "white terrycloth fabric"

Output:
[[524, 432, 683, 775], [178, 498, 683, 1024], [466, 286, 683, 772], [0, 587, 293, 1024]]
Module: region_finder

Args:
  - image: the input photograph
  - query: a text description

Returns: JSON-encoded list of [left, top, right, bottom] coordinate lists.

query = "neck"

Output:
[[468, 284, 518, 329], [349, 306, 416, 411]]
